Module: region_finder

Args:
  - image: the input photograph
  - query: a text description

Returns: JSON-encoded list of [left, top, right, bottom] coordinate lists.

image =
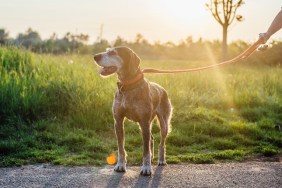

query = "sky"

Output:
[[0, 0, 281, 44]]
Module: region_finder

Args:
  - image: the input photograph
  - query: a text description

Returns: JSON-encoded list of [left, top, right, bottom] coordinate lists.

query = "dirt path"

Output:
[[0, 162, 281, 188]]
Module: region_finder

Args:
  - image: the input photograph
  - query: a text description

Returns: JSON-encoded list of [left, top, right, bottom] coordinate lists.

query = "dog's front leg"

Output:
[[114, 118, 127, 172], [140, 122, 152, 176]]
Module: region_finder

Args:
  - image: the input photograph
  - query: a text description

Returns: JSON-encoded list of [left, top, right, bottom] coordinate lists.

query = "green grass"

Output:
[[0, 47, 281, 167]]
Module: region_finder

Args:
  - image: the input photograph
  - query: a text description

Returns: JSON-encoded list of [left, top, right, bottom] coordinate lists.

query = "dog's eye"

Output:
[[108, 50, 117, 56]]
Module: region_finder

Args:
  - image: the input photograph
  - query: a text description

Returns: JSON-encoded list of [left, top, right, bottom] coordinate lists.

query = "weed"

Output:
[[256, 145, 280, 157]]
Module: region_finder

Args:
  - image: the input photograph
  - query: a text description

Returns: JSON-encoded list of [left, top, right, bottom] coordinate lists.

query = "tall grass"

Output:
[[0, 47, 114, 126], [0, 47, 281, 167]]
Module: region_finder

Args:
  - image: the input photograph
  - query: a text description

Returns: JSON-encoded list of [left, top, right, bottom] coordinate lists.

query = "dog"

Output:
[[94, 46, 172, 176]]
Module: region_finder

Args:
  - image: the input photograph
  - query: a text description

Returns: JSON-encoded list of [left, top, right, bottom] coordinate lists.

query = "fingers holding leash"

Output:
[[259, 33, 270, 44], [257, 33, 270, 52]]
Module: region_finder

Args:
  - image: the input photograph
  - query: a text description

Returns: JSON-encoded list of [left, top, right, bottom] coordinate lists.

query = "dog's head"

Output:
[[94, 46, 140, 79]]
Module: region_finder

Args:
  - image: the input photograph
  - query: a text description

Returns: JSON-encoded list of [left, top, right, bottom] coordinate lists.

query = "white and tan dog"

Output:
[[94, 46, 172, 176]]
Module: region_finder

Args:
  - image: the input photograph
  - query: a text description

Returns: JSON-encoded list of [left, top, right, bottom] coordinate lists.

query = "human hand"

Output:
[[259, 33, 270, 43]]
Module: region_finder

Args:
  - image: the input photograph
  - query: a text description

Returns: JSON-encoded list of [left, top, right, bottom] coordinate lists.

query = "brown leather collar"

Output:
[[120, 72, 144, 86], [117, 71, 145, 92]]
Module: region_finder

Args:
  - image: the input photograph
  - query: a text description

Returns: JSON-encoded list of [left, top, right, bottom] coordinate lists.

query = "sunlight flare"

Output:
[[204, 43, 235, 109]]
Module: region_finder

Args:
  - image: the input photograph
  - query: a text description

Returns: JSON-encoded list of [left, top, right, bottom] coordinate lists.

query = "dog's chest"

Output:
[[113, 89, 153, 122]]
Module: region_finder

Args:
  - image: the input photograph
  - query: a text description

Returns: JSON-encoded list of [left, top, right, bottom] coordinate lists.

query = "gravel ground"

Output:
[[0, 162, 281, 188]]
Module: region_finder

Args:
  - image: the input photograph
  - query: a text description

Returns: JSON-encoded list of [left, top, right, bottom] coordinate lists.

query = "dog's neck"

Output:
[[117, 69, 145, 91], [117, 68, 143, 85], [119, 73, 143, 86]]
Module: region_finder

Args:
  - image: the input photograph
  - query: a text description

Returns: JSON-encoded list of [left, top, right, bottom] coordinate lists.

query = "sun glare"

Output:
[[141, 0, 216, 43], [152, 0, 208, 25], [204, 43, 235, 109]]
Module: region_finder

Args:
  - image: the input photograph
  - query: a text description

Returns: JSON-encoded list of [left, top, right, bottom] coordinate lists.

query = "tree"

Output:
[[16, 28, 42, 51], [0, 29, 9, 45], [93, 39, 110, 53], [76, 34, 89, 44], [206, 0, 244, 60], [135, 33, 144, 44], [113, 36, 127, 47]]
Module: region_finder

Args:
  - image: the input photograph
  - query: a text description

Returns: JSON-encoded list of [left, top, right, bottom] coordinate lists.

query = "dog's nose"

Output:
[[94, 54, 102, 62]]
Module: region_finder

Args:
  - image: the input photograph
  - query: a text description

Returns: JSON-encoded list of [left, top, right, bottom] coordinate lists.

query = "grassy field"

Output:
[[0, 47, 281, 167]]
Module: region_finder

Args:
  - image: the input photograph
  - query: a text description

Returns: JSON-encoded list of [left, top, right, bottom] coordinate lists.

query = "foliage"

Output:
[[1, 28, 282, 67], [1, 28, 90, 54], [0, 47, 281, 167], [206, 0, 244, 60], [0, 29, 9, 45]]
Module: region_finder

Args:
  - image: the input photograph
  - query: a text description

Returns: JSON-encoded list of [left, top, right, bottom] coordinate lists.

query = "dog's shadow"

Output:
[[105, 165, 165, 187], [134, 165, 165, 187], [106, 171, 125, 188]]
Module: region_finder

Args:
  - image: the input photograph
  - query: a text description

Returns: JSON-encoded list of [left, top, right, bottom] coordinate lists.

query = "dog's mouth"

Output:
[[98, 66, 118, 76]]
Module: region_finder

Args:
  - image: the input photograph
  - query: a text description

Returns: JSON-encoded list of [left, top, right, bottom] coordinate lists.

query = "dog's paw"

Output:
[[140, 165, 152, 176], [158, 160, 167, 166], [114, 162, 126, 172]]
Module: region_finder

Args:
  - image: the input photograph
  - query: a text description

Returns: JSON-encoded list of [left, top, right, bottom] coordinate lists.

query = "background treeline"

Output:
[[0, 28, 282, 64]]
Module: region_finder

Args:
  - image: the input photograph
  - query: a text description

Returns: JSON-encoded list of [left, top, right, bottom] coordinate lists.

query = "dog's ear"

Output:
[[116, 47, 140, 78]]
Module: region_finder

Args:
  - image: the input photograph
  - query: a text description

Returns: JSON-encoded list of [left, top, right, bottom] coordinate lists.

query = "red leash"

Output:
[[142, 38, 264, 74]]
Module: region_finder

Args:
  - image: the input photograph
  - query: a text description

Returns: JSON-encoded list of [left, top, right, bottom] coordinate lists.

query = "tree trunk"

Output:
[[222, 25, 228, 61]]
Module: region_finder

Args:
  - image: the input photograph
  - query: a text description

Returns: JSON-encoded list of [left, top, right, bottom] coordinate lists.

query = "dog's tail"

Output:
[[159, 91, 173, 134]]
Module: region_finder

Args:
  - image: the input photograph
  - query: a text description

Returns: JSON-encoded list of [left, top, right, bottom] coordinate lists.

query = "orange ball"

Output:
[[106, 153, 117, 165]]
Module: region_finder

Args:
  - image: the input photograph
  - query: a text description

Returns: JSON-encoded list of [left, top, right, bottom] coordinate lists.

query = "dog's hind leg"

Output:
[[156, 92, 172, 166], [151, 133, 154, 163]]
